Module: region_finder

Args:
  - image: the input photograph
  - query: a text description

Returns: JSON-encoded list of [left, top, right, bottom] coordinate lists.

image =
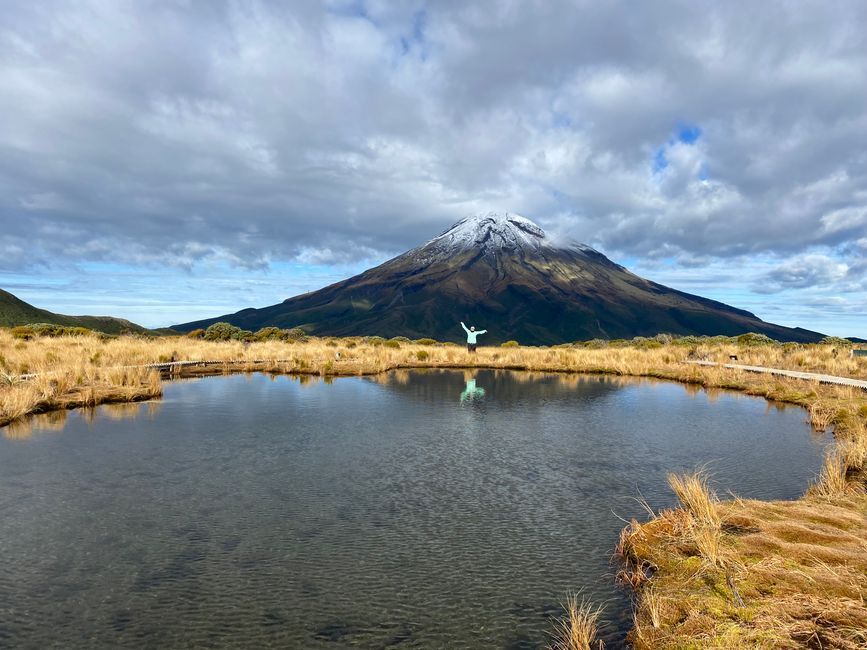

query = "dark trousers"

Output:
[[467, 343, 477, 353]]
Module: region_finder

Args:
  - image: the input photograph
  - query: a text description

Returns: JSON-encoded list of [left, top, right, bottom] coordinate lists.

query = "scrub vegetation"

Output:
[[1, 326, 865, 647]]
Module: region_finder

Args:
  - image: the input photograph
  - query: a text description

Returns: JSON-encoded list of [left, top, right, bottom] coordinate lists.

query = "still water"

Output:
[[0, 370, 827, 649]]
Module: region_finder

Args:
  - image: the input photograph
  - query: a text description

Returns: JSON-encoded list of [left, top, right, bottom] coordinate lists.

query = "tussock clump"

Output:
[[809, 452, 864, 498], [667, 469, 721, 530], [550, 593, 604, 650]]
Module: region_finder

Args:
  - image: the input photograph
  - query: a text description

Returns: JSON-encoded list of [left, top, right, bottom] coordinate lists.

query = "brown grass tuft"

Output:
[[550, 593, 605, 650], [667, 469, 721, 529]]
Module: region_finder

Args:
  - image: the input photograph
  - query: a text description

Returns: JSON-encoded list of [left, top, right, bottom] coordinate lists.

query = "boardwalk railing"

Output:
[[685, 360, 867, 391]]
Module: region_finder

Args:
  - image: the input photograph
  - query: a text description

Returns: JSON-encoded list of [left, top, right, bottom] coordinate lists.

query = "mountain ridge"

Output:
[[173, 212, 825, 344], [0, 288, 148, 335]]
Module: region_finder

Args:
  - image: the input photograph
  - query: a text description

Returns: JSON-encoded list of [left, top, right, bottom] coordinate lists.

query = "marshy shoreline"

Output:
[[2, 329, 865, 648]]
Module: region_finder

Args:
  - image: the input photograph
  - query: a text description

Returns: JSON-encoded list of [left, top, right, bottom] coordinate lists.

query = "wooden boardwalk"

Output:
[[14, 359, 293, 381], [685, 360, 867, 391], [13, 358, 867, 391]]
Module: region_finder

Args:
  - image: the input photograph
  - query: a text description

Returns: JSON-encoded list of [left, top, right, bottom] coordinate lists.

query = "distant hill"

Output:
[[0, 289, 148, 335], [173, 212, 826, 345]]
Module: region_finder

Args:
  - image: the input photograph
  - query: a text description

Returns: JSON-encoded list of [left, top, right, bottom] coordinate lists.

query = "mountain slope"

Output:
[[0, 289, 148, 335], [173, 212, 825, 344]]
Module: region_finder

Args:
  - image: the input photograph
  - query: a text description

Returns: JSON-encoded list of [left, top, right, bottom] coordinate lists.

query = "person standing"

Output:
[[460, 321, 487, 353]]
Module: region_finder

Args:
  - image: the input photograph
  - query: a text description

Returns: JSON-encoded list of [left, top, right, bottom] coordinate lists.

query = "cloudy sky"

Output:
[[1, 0, 865, 335]]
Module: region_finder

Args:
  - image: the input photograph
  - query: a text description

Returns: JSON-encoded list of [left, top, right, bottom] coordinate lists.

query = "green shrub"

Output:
[[736, 332, 778, 346], [186, 328, 206, 339], [416, 350, 429, 361], [11, 326, 34, 340], [390, 336, 411, 343], [365, 336, 386, 346], [819, 336, 853, 347], [383, 339, 401, 349], [203, 322, 253, 341], [254, 327, 284, 341], [500, 340, 520, 348], [13, 323, 93, 338], [582, 339, 609, 349], [284, 327, 308, 342], [414, 338, 438, 345]]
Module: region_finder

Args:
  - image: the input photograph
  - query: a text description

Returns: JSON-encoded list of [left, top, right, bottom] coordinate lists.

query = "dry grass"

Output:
[[668, 469, 721, 530], [550, 593, 605, 650], [619, 487, 867, 648], [2, 329, 865, 431], [619, 378, 866, 647], [667, 469, 724, 567]]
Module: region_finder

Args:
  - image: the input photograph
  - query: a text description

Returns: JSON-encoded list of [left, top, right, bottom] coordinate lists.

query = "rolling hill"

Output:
[[0, 288, 148, 335]]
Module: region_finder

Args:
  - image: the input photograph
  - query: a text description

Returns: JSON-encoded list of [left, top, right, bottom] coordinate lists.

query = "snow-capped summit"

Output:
[[405, 211, 595, 266], [430, 212, 546, 250]]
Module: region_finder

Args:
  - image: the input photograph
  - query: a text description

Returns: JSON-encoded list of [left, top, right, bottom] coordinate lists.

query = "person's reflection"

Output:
[[460, 378, 486, 403]]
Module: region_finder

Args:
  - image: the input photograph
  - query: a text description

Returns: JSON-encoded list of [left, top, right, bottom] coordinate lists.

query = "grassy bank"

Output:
[[2, 328, 866, 647], [616, 405, 866, 647], [2, 330, 864, 431]]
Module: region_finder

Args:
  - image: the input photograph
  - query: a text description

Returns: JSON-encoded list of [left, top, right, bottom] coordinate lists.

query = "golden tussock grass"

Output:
[[667, 469, 724, 567], [549, 593, 605, 650], [618, 369, 866, 646], [619, 484, 867, 648], [1, 330, 864, 430]]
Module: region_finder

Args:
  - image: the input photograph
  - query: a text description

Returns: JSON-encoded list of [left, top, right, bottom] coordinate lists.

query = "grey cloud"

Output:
[[756, 254, 853, 293], [1, 0, 866, 285]]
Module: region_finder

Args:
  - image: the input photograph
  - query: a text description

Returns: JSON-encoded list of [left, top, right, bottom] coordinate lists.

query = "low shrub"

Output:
[[186, 328, 205, 339], [501, 340, 520, 348], [736, 332, 778, 346], [254, 327, 284, 341], [203, 322, 253, 342], [632, 336, 663, 349], [416, 350, 429, 361], [284, 327, 308, 342], [13, 323, 93, 339], [672, 335, 703, 346], [414, 338, 438, 345], [820, 336, 854, 347], [11, 326, 34, 340], [383, 340, 401, 349]]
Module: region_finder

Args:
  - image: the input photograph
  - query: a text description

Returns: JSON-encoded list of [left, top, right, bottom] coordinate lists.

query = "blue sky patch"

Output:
[[677, 123, 702, 144]]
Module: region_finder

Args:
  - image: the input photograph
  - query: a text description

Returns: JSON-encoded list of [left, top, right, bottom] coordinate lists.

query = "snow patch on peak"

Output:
[[398, 211, 601, 267], [427, 211, 547, 252]]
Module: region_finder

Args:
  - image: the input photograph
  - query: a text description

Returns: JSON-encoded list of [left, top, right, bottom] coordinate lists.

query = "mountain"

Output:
[[173, 212, 825, 344], [0, 288, 148, 335]]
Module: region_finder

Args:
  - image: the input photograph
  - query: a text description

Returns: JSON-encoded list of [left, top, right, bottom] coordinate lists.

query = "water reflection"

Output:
[[3, 400, 163, 440], [460, 378, 486, 403], [3, 409, 69, 440]]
